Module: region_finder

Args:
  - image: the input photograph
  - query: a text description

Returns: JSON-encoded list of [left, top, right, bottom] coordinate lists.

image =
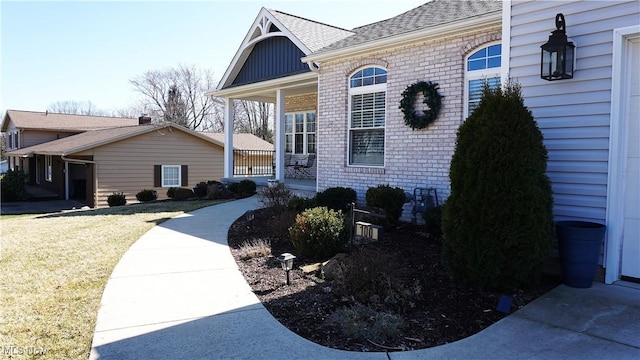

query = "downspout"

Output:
[[61, 155, 97, 208]]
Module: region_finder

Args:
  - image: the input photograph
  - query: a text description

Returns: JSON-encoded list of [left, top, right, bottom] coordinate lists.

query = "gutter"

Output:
[[61, 155, 97, 208]]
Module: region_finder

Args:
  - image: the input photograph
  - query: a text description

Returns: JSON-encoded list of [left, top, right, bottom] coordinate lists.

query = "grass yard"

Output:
[[0, 200, 225, 359]]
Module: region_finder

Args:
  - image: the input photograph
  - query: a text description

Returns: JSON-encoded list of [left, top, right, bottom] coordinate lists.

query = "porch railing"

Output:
[[233, 150, 275, 176]]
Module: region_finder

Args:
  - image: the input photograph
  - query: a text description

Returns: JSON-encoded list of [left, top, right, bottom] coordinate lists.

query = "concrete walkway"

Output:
[[90, 196, 640, 359]]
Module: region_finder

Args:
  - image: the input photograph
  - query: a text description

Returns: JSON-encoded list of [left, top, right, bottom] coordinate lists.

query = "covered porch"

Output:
[[213, 72, 318, 190]]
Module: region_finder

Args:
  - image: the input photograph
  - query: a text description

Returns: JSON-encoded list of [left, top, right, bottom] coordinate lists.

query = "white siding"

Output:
[[509, 0, 640, 222]]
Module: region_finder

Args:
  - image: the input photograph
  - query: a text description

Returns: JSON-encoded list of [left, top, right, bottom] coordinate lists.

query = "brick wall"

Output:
[[316, 28, 501, 219]]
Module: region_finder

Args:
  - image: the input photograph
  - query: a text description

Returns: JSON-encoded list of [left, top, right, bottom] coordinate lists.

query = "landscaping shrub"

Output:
[[332, 247, 419, 308], [205, 182, 232, 200], [315, 187, 357, 213], [166, 187, 177, 199], [289, 206, 347, 258], [258, 181, 292, 210], [287, 195, 317, 212], [268, 210, 298, 240], [193, 182, 208, 197], [171, 187, 195, 201], [0, 169, 28, 202], [237, 238, 271, 260], [107, 192, 127, 207], [329, 304, 404, 344], [442, 80, 553, 291], [365, 184, 406, 228], [135, 189, 158, 202], [236, 179, 257, 196]]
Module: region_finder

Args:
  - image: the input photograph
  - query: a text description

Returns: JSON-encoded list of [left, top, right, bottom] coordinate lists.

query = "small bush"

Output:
[[0, 169, 28, 201], [268, 210, 298, 240], [193, 182, 208, 197], [166, 187, 177, 199], [423, 205, 443, 237], [206, 182, 233, 200], [329, 304, 404, 344], [258, 182, 292, 210], [316, 187, 357, 213], [236, 179, 257, 196], [289, 207, 348, 258], [136, 189, 158, 202], [365, 185, 406, 228], [107, 192, 127, 207], [287, 195, 317, 212], [227, 182, 239, 194], [171, 188, 195, 201], [237, 238, 271, 260], [332, 247, 419, 307]]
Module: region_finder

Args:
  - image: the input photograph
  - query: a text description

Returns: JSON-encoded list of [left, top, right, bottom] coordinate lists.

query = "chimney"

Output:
[[138, 115, 152, 125]]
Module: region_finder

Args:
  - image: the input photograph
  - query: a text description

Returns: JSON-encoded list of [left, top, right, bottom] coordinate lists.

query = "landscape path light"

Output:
[[277, 253, 296, 285]]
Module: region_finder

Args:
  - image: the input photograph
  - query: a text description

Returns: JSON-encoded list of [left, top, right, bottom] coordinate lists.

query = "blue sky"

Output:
[[1, 0, 426, 115]]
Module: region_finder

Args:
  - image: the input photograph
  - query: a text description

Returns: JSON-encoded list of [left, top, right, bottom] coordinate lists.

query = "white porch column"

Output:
[[275, 89, 286, 181], [223, 97, 234, 179]]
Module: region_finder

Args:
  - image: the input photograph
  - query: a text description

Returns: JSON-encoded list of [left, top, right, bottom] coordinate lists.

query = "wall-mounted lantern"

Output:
[[540, 13, 575, 81]]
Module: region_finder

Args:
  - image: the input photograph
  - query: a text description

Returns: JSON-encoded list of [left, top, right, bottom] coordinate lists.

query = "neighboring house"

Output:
[[6, 121, 227, 207], [211, 0, 638, 284], [2, 110, 140, 176], [203, 132, 275, 176]]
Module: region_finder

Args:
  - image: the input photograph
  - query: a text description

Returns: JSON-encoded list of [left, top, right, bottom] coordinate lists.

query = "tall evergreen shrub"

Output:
[[442, 81, 553, 291]]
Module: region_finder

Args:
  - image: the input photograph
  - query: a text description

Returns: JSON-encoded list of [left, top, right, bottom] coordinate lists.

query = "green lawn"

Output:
[[0, 200, 226, 359]]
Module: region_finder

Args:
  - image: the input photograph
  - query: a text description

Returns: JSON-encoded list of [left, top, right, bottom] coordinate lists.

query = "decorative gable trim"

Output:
[[217, 8, 312, 90]]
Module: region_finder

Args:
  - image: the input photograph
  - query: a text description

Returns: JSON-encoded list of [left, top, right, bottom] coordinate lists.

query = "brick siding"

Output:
[[316, 28, 501, 219]]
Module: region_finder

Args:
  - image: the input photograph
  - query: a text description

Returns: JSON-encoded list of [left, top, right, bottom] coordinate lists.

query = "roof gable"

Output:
[[217, 7, 353, 90], [2, 110, 139, 132]]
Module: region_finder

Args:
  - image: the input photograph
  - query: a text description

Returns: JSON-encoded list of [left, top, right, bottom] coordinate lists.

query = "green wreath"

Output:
[[399, 81, 443, 130]]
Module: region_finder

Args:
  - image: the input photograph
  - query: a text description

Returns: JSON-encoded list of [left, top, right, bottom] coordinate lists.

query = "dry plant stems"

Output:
[[238, 238, 271, 260], [0, 200, 223, 360]]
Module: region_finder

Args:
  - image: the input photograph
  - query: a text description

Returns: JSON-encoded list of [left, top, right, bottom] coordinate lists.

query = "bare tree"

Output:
[[235, 100, 273, 142], [48, 100, 107, 115], [129, 64, 223, 131]]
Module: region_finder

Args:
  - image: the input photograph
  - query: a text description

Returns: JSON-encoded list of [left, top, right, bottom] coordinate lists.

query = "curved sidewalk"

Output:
[[90, 196, 640, 359]]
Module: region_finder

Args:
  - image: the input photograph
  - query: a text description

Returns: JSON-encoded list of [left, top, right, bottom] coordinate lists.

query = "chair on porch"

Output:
[[292, 154, 315, 179]]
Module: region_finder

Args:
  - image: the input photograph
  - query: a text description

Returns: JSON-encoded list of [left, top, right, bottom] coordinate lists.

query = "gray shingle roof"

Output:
[[8, 123, 225, 157], [269, 9, 354, 52], [315, 0, 502, 54], [2, 110, 140, 132]]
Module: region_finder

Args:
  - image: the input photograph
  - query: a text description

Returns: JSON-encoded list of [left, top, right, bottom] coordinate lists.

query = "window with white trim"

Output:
[[465, 43, 502, 118], [45, 155, 52, 182], [161, 165, 181, 187], [348, 67, 387, 166], [285, 111, 316, 154]]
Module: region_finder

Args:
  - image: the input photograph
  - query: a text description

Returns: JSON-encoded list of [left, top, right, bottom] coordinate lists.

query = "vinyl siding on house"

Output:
[[509, 0, 639, 222], [22, 130, 78, 148], [76, 129, 224, 207]]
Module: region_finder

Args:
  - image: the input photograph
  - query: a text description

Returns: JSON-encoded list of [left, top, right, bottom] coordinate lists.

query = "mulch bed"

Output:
[[227, 207, 560, 352]]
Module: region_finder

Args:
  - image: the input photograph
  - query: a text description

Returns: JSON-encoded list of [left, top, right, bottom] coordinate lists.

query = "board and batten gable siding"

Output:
[[509, 0, 639, 222], [317, 26, 502, 215], [76, 129, 223, 207]]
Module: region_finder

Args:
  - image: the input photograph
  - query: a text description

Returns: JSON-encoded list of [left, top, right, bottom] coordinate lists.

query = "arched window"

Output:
[[348, 67, 387, 166], [464, 43, 502, 118]]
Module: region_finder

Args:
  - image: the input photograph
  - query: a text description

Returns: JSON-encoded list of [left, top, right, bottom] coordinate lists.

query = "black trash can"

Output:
[[555, 221, 606, 288]]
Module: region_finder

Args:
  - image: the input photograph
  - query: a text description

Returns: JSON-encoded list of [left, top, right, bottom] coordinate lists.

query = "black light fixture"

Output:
[[277, 253, 296, 285], [540, 13, 575, 81]]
